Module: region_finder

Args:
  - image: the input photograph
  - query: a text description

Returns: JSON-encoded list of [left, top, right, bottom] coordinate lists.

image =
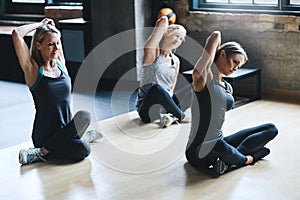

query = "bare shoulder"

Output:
[[142, 48, 160, 66], [58, 59, 69, 74]]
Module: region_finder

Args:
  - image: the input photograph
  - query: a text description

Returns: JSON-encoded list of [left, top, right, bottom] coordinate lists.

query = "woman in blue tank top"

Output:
[[12, 18, 102, 165], [185, 31, 278, 176], [137, 16, 191, 127]]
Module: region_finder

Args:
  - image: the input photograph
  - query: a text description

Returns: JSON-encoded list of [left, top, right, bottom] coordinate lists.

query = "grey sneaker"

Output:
[[160, 113, 178, 128], [213, 158, 230, 176], [81, 130, 103, 143], [19, 148, 45, 165]]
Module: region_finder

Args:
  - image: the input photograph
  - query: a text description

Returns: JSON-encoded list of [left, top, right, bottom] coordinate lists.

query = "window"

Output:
[[3, 0, 82, 16], [12, 0, 45, 3], [47, 0, 82, 6], [191, 0, 300, 15], [11, 0, 82, 4]]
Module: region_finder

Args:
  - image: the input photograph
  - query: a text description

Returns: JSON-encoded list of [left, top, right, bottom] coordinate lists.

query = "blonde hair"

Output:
[[31, 24, 61, 66], [164, 24, 187, 41], [215, 41, 248, 64]]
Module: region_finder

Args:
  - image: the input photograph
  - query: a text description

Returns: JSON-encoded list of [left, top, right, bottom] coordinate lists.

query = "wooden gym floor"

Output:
[[0, 80, 299, 200]]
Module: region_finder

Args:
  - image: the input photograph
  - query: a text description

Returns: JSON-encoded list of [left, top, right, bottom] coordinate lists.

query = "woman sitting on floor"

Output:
[[136, 16, 191, 128], [12, 18, 102, 165], [185, 31, 278, 176]]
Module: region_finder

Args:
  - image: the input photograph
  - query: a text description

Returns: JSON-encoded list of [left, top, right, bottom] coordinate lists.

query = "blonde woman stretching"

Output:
[[137, 16, 190, 127]]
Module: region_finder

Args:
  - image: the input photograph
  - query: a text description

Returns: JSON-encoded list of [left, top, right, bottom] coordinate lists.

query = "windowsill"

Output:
[[44, 5, 83, 20], [0, 14, 45, 23], [44, 5, 83, 10], [0, 25, 34, 36]]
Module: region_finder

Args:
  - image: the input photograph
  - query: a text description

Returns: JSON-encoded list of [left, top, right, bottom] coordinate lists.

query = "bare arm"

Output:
[[142, 16, 169, 66], [192, 31, 221, 92], [12, 18, 55, 86]]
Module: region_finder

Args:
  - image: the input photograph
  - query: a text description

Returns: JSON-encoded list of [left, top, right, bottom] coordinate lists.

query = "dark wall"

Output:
[[0, 34, 31, 83], [0, 0, 164, 88], [90, 0, 135, 47], [87, 0, 136, 89]]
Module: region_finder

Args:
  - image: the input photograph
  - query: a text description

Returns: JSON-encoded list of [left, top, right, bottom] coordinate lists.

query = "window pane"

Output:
[[230, 0, 252, 3], [206, 0, 277, 4], [206, 0, 228, 2], [53, 0, 82, 3], [254, 0, 277, 4], [12, 0, 45, 2], [290, 0, 300, 5]]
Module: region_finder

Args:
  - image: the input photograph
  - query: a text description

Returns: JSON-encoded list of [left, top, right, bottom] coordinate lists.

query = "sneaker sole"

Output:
[[214, 159, 228, 175], [19, 149, 28, 165]]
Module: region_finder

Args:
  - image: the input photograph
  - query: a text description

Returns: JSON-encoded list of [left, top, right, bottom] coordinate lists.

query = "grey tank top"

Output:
[[30, 62, 72, 147], [137, 53, 176, 110], [187, 78, 234, 150]]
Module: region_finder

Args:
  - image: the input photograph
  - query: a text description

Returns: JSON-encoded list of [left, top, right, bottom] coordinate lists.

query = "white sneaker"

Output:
[[19, 148, 46, 165], [160, 113, 178, 128], [181, 111, 191, 123], [81, 130, 103, 143]]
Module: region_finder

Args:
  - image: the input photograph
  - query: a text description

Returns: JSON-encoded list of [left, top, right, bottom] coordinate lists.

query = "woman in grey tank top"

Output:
[[137, 16, 191, 127], [186, 31, 278, 176]]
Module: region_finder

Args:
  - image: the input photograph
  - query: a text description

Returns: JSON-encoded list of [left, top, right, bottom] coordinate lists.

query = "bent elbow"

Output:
[[12, 29, 20, 41], [211, 31, 221, 43]]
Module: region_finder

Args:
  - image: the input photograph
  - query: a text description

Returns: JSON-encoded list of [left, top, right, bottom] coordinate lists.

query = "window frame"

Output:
[[47, 0, 82, 6], [4, 0, 83, 15], [190, 0, 300, 15]]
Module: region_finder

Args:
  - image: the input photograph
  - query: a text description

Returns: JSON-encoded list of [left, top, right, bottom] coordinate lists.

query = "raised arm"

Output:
[[142, 16, 169, 66], [12, 18, 55, 86], [192, 31, 221, 92]]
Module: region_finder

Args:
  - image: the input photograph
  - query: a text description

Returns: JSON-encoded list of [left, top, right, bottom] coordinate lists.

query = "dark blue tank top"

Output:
[[30, 62, 72, 147]]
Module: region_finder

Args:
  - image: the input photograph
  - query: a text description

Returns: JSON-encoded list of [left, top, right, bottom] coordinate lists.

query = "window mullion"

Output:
[[279, 0, 282, 10]]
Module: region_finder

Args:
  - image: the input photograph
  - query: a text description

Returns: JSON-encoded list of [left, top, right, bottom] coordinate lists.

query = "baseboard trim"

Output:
[[262, 88, 300, 103]]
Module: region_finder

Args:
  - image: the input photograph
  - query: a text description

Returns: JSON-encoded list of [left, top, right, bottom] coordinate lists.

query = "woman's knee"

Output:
[[73, 110, 91, 133], [74, 110, 91, 124], [264, 123, 279, 139]]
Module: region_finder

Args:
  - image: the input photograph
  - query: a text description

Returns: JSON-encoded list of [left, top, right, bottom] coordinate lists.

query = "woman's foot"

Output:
[[19, 148, 46, 165], [81, 130, 103, 143], [250, 147, 270, 165], [213, 158, 230, 176], [181, 111, 191, 123], [180, 109, 192, 123], [160, 113, 178, 128]]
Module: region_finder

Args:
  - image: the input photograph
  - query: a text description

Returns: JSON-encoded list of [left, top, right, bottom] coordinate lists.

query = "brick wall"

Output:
[[44, 6, 82, 20], [167, 0, 300, 100]]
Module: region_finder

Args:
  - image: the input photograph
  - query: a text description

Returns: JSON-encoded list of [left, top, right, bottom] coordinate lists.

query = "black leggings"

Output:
[[186, 123, 278, 168], [138, 84, 192, 123], [42, 110, 91, 163]]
